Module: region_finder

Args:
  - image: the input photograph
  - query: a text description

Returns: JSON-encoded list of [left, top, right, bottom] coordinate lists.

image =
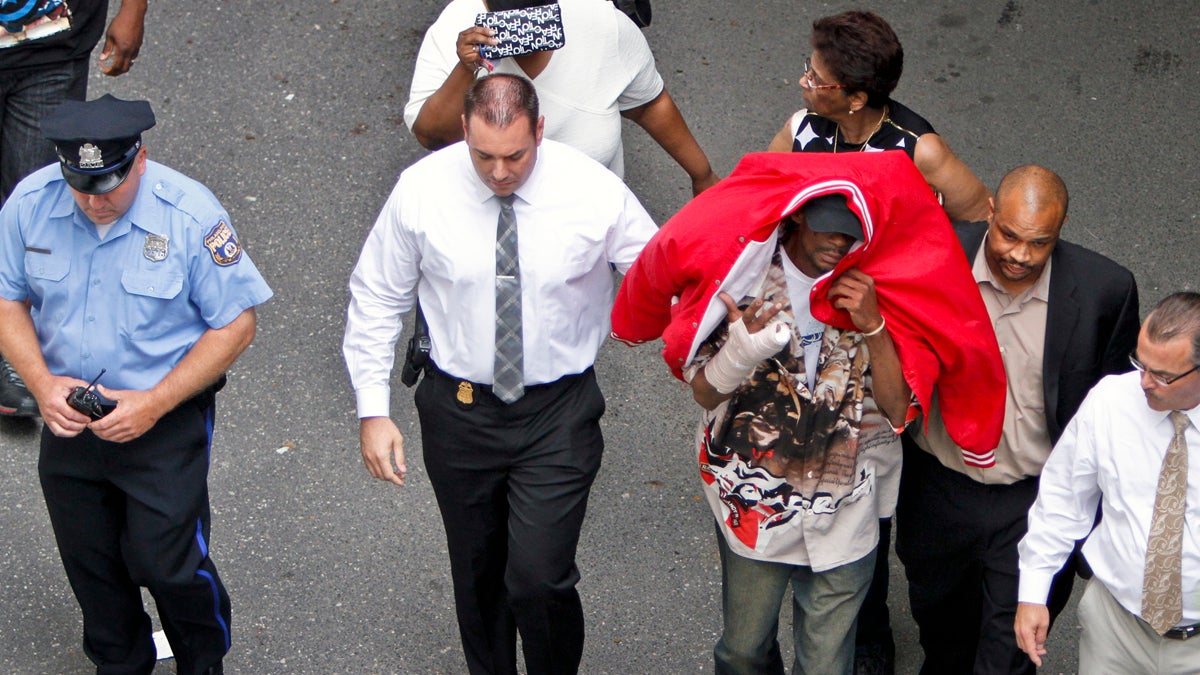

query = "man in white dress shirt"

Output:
[[1016, 291, 1200, 673], [342, 73, 656, 675]]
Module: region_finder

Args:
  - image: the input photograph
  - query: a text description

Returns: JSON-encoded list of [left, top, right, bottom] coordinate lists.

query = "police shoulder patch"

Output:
[[203, 220, 242, 266]]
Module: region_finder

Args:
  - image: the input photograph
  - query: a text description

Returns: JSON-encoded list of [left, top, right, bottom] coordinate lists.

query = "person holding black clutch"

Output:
[[404, 0, 718, 195]]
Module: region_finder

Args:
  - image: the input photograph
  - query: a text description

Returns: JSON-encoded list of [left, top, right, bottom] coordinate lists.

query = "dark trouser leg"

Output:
[[38, 398, 229, 674], [0, 57, 88, 203], [0, 60, 91, 417], [975, 477, 1076, 675], [898, 440, 1073, 675], [419, 368, 604, 675], [976, 490, 1038, 675], [854, 517, 895, 674], [112, 399, 231, 675], [896, 442, 984, 675], [40, 429, 156, 675], [503, 370, 604, 675], [420, 374, 519, 675]]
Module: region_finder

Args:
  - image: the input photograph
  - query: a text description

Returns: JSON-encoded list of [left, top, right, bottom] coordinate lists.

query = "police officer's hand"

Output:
[[360, 416, 407, 487], [87, 385, 160, 443], [33, 375, 92, 438], [827, 268, 885, 335]]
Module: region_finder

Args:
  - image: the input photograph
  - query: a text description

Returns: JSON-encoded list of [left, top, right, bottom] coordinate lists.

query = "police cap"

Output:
[[41, 94, 156, 195]]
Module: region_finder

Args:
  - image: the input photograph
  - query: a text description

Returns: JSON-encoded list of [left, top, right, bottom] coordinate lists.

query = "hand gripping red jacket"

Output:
[[611, 150, 1004, 463]]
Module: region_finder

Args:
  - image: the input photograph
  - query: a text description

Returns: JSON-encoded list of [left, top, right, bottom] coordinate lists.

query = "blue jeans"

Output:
[[714, 530, 876, 675], [0, 57, 88, 203]]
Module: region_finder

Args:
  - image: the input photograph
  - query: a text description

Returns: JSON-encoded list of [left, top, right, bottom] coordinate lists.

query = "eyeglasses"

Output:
[[801, 57, 847, 91], [1129, 353, 1200, 386]]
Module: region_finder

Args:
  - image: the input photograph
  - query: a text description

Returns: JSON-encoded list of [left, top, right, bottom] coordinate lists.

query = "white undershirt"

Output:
[[780, 252, 824, 391]]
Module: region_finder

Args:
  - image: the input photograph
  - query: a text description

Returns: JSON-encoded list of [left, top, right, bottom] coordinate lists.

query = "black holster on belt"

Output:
[[400, 304, 431, 387]]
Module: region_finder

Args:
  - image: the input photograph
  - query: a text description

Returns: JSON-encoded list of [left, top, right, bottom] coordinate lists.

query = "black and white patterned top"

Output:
[[788, 99, 935, 157]]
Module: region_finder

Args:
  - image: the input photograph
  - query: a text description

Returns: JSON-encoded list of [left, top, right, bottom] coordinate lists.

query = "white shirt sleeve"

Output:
[[613, 8, 664, 110], [608, 183, 657, 273], [343, 180, 422, 419], [1017, 400, 1103, 605]]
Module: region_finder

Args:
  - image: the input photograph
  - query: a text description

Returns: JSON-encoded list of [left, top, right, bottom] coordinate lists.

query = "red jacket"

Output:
[[611, 150, 1004, 461]]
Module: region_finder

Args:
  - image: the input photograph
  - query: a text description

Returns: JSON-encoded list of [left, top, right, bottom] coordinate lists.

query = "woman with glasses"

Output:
[[764, 11, 992, 673], [767, 10, 991, 223]]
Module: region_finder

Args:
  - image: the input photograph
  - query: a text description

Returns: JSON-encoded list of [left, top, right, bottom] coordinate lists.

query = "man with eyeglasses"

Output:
[[894, 164, 1139, 673], [1016, 291, 1200, 673]]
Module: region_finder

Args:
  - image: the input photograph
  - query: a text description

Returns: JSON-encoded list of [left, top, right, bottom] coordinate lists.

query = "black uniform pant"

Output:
[[895, 439, 1075, 675], [38, 394, 231, 675], [417, 366, 605, 675]]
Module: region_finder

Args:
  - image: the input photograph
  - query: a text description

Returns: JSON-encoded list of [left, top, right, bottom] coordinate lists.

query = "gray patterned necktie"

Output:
[[1142, 410, 1190, 634], [492, 194, 524, 404]]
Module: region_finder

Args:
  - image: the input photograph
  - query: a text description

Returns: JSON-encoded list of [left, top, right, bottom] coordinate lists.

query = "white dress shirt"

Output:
[[343, 139, 657, 418], [1018, 371, 1200, 625]]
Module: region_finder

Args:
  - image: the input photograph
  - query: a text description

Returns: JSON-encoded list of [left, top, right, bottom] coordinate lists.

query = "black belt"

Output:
[[1164, 623, 1200, 640], [425, 362, 587, 408]]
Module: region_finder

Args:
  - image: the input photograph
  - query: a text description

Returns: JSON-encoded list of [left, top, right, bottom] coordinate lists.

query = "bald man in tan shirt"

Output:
[[893, 165, 1140, 674]]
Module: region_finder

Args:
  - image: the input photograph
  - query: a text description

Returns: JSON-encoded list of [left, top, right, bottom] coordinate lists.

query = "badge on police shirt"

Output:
[[143, 233, 169, 262], [203, 220, 242, 266]]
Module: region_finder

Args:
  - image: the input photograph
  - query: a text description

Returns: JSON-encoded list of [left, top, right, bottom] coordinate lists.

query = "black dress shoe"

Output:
[[0, 356, 38, 417]]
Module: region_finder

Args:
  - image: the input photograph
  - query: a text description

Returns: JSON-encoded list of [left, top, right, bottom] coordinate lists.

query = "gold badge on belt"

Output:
[[456, 381, 474, 406]]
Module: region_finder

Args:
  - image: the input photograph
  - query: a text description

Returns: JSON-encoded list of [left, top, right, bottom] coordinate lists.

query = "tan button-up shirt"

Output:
[[912, 240, 1053, 484]]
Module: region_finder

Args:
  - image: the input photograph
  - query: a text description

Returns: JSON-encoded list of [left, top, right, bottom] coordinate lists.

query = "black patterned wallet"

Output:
[[475, 3, 566, 61]]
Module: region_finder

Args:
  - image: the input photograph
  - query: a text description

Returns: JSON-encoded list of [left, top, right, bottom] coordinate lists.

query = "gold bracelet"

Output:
[[862, 317, 887, 337]]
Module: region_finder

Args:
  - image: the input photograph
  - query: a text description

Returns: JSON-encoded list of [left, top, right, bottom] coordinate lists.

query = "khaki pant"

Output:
[[1078, 579, 1200, 675]]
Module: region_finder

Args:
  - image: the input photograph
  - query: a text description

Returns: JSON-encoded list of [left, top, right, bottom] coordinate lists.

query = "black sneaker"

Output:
[[0, 356, 39, 417]]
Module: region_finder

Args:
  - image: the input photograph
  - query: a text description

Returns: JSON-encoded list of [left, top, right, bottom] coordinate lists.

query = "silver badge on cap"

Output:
[[143, 234, 169, 262], [78, 143, 103, 169]]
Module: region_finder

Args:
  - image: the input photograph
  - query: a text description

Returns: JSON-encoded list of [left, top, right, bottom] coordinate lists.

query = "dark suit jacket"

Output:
[[956, 221, 1140, 444]]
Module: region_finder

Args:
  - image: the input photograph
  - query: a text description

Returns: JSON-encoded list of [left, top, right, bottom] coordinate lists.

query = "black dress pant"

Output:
[[38, 394, 231, 675], [417, 366, 605, 675], [895, 439, 1075, 675]]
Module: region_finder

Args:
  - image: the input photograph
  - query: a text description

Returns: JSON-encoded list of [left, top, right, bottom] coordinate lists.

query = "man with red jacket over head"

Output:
[[612, 150, 1004, 674]]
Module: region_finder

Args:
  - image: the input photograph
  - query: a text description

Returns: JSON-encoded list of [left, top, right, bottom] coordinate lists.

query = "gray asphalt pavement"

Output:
[[2, 1, 1198, 673]]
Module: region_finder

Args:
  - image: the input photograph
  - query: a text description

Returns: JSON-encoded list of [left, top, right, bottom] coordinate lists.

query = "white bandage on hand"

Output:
[[704, 317, 792, 394]]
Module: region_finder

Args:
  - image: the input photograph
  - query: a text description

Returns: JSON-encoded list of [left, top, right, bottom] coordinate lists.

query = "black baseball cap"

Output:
[[41, 94, 156, 195], [802, 194, 862, 240]]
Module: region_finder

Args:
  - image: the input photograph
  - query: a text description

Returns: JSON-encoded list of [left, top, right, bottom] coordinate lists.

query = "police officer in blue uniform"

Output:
[[0, 94, 272, 675]]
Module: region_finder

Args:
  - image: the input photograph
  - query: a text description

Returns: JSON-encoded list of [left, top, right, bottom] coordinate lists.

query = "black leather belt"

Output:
[[1163, 623, 1200, 640]]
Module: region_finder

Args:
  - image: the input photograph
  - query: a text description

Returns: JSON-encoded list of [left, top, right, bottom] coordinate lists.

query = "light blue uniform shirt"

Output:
[[0, 161, 273, 391]]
